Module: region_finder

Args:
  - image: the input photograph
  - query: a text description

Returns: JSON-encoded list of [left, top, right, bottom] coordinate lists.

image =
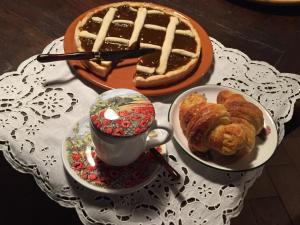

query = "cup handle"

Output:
[[145, 120, 173, 149]]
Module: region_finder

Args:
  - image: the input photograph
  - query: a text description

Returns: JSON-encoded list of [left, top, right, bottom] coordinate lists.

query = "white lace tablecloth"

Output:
[[1, 37, 300, 225]]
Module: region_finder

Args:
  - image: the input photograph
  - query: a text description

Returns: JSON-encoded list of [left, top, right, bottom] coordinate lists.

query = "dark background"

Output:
[[0, 0, 299, 224]]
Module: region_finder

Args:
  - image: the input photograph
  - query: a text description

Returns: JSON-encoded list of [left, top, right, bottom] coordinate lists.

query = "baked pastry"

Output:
[[217, 90, 264, 135], [74, 2, 201, 88], [179, 93, 231, 152], [208, 123, 247, 156], [179, 92, 207, 135], [179, 91, 264, 157], [186, 103, 231, 153], [208, 118, 256, 156]]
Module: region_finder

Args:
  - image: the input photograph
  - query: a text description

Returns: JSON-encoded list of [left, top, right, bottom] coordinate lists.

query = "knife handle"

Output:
[[36, 52, 95, 63]]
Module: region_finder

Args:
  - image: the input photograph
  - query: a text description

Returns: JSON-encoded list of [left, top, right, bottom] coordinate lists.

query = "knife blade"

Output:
[[36, 48, 156, 63]]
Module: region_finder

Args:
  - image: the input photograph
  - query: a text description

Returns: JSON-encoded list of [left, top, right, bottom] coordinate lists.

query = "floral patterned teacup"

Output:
[[89, 89, 173, 166]]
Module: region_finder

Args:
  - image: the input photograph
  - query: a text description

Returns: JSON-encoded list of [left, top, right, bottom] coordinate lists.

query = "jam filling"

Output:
[[144, 12, 169, 27], [173, 33, 197, 53], [80, 9, 108, 34], [167, 53, 191, 71], [79, 5, 197, 76], [107, 23, 134, 40], [139, 28, 165, 46], [114, 5, 137, 20], [177, 21, 190, 30], [138, 51, 161, 68], [80, 37, 94, 51], [100, 42, 128, 52]]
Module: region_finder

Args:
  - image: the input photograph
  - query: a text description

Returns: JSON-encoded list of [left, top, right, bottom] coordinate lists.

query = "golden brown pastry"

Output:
[[179, 93, 231, 153], [217, 90, 244, 104], [217, 90, 264, 134], [208, 117, 256, 156], [231, 117, 256, 154], [187, 103, 231, 153], [179, 90, 264, 158], [179, 92, 207, 135], [208, 123, 247, 155], [74, 2, 201, 88]]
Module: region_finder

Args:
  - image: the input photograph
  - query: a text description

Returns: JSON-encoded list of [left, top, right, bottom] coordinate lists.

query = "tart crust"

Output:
[[74, 1, 201, 87]]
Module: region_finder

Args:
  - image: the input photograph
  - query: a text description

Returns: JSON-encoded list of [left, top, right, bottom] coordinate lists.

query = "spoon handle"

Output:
[[149, 148, 181, 180]]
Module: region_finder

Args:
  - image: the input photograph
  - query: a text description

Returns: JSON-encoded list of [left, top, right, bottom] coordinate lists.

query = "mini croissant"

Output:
[[187, 102, 231, 153], [179, 92, 207, 135], [179, 90, 264, 156], [217, 90, 264, 135]]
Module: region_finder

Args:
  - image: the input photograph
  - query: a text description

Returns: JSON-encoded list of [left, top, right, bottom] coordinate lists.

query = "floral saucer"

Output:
[[61, 116, 167, 194]]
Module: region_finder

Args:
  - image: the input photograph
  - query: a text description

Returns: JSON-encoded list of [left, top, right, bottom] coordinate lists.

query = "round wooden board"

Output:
[[64, 3, 213, 96]]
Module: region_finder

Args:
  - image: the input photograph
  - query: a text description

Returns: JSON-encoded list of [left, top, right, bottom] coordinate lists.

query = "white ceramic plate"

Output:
[[61, 116, 166, 194], [168, 85, 278, 171]]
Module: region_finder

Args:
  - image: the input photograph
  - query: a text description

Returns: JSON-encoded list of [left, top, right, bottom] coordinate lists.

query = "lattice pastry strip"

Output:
[[92, 7, 117, 52], [74, 2, 201, 87], [156, 16, 179, 74]]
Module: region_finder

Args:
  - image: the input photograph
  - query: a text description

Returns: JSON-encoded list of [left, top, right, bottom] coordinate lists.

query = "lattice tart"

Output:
[[74, 2, 201, 88]]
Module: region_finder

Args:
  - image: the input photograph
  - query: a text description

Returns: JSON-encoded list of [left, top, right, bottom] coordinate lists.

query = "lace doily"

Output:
[[1, 37, 300, 225]]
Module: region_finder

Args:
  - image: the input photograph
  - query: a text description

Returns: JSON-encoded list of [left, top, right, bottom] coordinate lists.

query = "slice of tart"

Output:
[[74, 1, 201, 88]]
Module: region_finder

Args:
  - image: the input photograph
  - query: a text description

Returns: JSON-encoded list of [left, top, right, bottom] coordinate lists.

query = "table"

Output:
[[1, 1, 300, 224]]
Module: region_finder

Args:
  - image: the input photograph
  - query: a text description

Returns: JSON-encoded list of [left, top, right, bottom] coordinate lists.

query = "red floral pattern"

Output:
[[66, 133, 163, 189], [90, 94, 155, 137]]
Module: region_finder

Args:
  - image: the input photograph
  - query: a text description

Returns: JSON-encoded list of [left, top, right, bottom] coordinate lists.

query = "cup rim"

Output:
[[90, 120, 150, 138], [89, 89, 155, 137]]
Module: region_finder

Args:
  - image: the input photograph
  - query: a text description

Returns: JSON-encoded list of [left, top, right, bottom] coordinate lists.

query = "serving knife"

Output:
[[36, 48, 156, 63]]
